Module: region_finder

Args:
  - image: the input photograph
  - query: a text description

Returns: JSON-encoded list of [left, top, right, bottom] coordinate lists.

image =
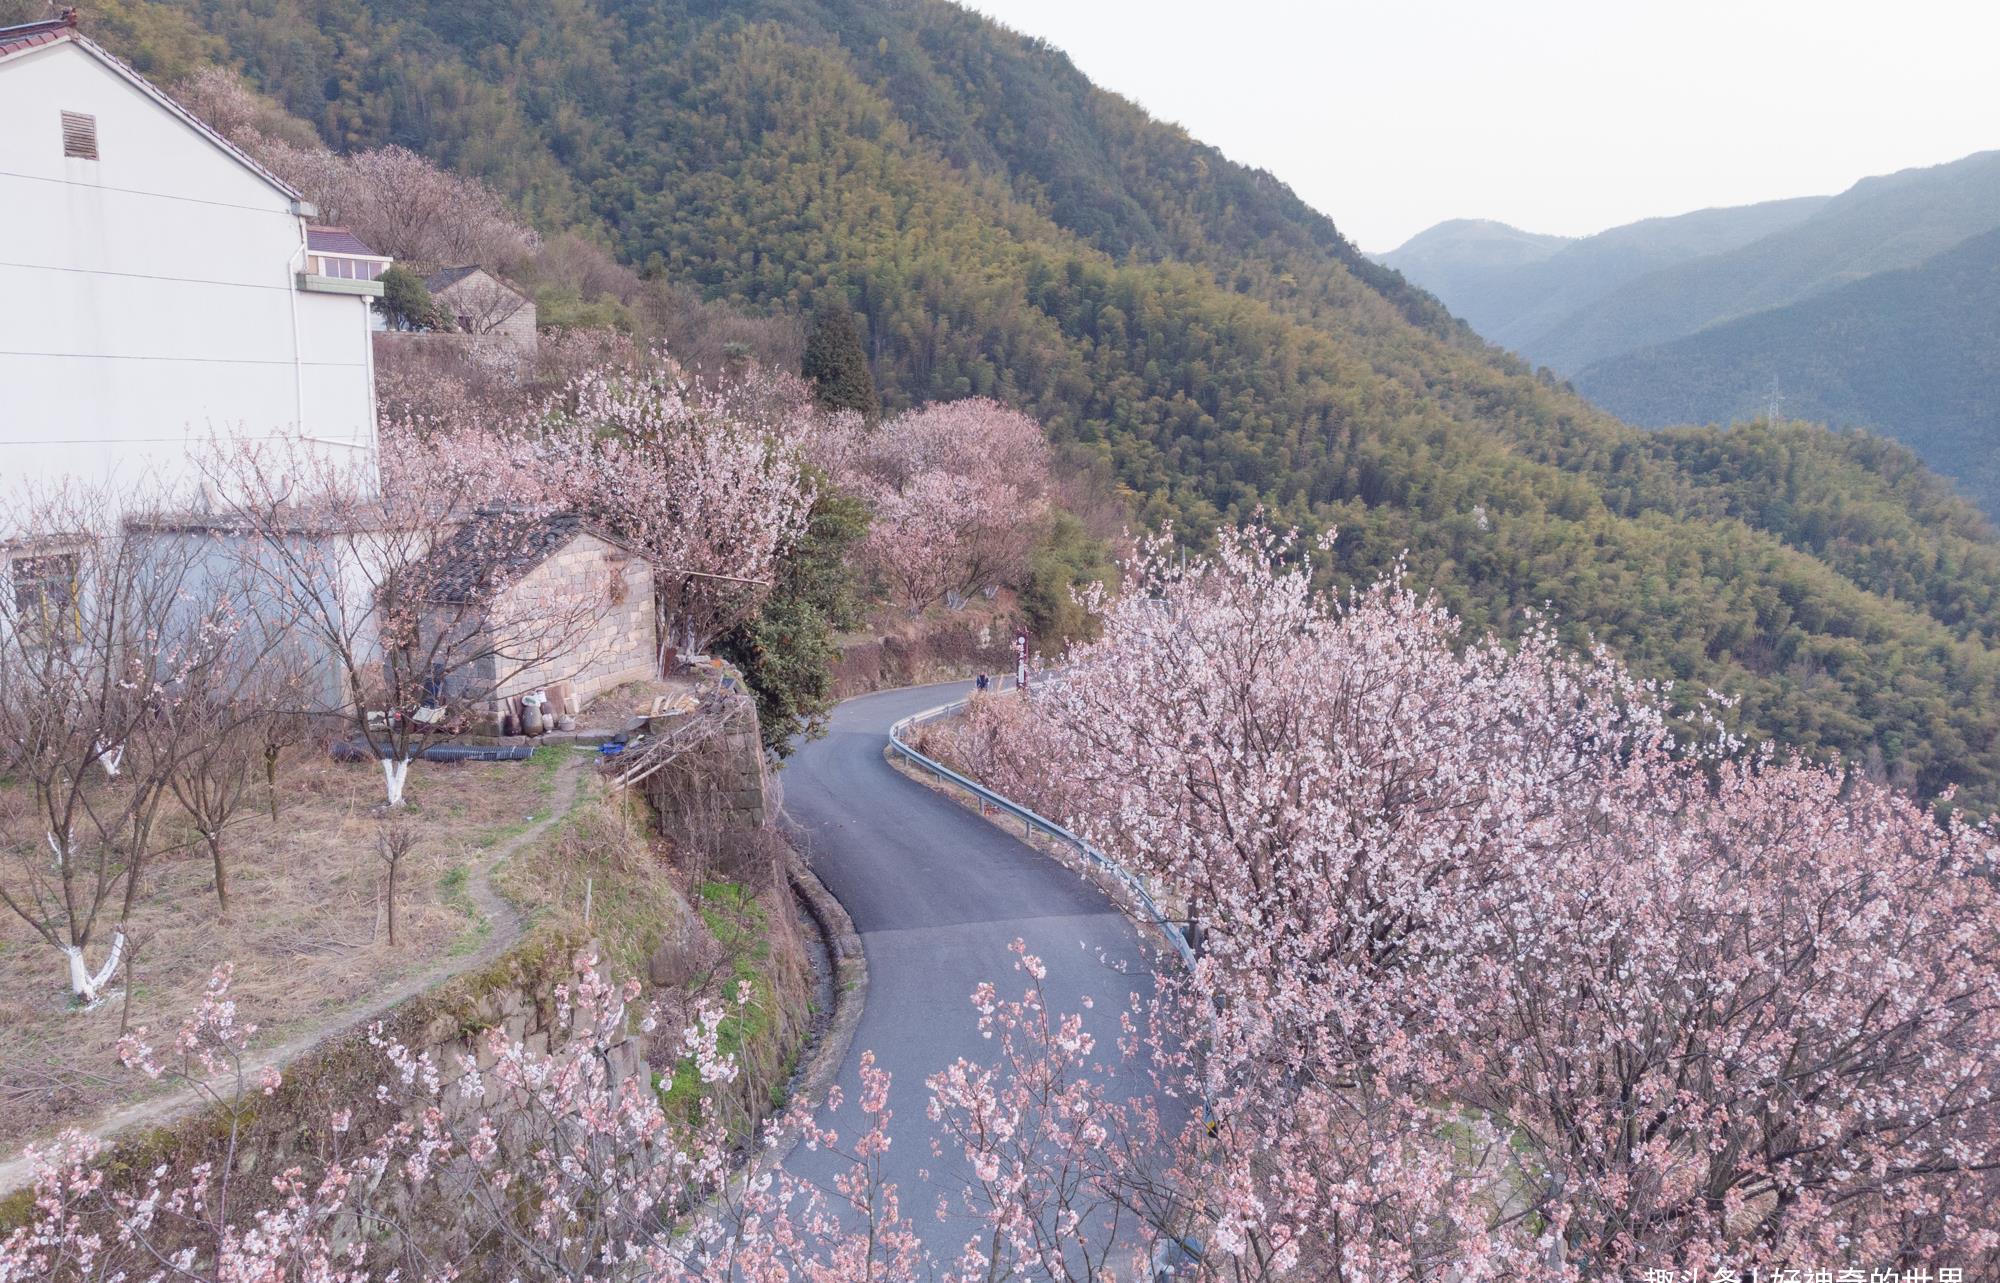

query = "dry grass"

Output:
[[0, 749, 564, 1149]]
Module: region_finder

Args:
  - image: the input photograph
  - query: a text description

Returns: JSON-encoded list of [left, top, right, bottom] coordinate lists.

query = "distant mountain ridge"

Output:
[[1373, 219, 1573, 335], [1578, 224, 2000, 512], [1387, 150, 2000, 519], [1525, 151, 2000, 372], [1378, 198, 1828, 353]]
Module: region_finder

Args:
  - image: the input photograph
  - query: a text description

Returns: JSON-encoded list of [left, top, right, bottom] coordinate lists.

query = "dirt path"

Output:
[[0, 753, 584, 1197]]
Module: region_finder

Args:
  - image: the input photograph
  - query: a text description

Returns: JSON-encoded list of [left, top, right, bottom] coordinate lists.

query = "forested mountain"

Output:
[[1526, 151, 2000, 373], [63, 0, 2000, 806], [1374, 219, 1572, 334], [1578, 226, 2000, 511]]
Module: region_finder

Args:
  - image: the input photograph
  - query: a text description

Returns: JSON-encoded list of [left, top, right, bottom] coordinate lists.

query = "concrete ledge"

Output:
[[296, 272, 385, 297], [768, 848, 868, 1162]]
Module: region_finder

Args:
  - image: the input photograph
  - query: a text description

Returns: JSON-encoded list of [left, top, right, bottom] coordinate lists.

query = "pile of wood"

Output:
[[599, 696, 731, 791]]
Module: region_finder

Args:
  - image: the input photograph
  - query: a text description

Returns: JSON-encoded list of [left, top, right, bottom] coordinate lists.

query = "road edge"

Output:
[[773, 849, 869, 1158]]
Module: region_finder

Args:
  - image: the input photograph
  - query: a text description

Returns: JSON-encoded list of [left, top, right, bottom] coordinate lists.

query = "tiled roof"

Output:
[[424, 265, 486, 293], [419, 513, 632, 604], [307, 225, 383, 256], [0, 12, 79, 60]]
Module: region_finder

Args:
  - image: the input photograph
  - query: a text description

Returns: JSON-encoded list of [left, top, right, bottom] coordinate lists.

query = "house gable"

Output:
[[0, 26, 301, 213], [424, 266, 535, 339]]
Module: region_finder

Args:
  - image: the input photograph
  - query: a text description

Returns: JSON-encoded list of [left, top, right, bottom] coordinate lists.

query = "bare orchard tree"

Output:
[[164, 697, 254, 918], [0, 486, 235, 1005], [202, 437, 609, 806], [157, 596, 314, 916], [252, 679, 315, 824], [375, 818, 419, 947]]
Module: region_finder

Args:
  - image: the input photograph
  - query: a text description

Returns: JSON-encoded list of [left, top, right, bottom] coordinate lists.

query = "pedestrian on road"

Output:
[[975, 672, 990, 694]]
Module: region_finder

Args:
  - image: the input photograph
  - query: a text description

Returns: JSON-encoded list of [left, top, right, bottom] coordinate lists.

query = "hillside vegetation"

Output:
[[65, 0, 2000, 806]]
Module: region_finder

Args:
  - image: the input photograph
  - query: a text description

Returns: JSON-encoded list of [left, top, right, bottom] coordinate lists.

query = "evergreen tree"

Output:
[[802, 298, 880, 419], [378, 265, 452, 332], [721, 482, 871, 757]]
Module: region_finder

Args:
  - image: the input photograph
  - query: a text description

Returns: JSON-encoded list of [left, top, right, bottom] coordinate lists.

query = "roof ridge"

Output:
[[0, 9, 80, 39]]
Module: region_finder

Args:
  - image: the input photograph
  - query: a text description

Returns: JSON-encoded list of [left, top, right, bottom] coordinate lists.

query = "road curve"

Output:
[[779, 681, 1154, 1254]]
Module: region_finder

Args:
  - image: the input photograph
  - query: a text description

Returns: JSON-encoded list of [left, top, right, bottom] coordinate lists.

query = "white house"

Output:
[[0, 11, 385, 507]]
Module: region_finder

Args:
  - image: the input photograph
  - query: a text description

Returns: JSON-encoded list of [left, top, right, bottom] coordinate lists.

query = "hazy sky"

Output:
[[964, 0, 2000, 252]]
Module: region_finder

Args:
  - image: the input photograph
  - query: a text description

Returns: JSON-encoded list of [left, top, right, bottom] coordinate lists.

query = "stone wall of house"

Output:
[[494, 533, 656, 713], [486, 298, 537, 354], [433, 273, 537, 357]]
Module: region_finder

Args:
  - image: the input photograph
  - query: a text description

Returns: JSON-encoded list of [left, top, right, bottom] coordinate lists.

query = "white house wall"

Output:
[[0, 41, 376, 509]]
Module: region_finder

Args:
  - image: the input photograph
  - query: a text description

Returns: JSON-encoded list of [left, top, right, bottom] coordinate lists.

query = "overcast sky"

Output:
[[963, 0, 2000, 253]]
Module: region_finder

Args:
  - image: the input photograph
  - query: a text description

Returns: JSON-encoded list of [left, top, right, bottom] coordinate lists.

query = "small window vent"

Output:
[[61, 110, 98, 160]]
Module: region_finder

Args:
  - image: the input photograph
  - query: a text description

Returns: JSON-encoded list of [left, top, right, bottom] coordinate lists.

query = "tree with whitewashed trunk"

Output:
[[200, 434, 607, 807], [0, 485, 237, 1005]]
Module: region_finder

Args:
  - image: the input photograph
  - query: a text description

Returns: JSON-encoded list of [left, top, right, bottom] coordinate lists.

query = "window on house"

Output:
[[10, 551, 81, 642], [309, 255, 387, 281], [61, 111, 98, 160]]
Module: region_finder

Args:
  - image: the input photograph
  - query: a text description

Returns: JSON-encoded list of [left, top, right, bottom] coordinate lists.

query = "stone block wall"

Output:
[[485, 299, 538, 354], [490, 533, 657, 713], [642, 686, 769, 875]]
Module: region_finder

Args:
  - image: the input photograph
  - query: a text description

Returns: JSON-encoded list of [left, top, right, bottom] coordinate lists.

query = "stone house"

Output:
[[424, 266, 537, 355], [420, 515, 655, 724]]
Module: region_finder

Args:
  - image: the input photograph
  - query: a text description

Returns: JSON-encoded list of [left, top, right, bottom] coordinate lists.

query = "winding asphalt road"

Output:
[[779, 681, 1155, 1256]]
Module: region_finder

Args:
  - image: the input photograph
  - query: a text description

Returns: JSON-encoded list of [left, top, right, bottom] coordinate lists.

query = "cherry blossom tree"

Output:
[[925, 940, 1170, 1283], [250, 139, 540, 269], [832, 398, 1053, 612], [1, 952, 930, 1283], [947, 526, 2000, 1279], [536, 350, 817, 660]]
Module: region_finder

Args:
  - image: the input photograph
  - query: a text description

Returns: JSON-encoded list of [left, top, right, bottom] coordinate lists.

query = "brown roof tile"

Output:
[[0, 11, 80, 59], [307, 225, 383, 256]]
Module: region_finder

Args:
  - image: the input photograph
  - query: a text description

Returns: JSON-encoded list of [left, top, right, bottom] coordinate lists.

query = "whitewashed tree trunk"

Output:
[[63, 931, 126, 1006], [381, 756, 411, 807]]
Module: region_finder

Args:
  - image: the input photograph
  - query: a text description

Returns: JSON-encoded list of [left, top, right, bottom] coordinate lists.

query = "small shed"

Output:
[[420, 515, 655, 724], [424, 266, 537, 355]]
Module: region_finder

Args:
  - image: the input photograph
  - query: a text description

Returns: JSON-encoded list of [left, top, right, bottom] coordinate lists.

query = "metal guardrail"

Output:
[[888, 696, 1197, 970]]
